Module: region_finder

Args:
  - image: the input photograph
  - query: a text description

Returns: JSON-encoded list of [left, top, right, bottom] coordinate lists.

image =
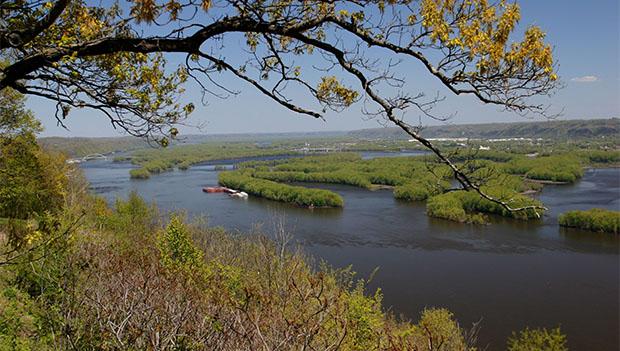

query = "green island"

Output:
[[215, 149, 618, 224], [559, 209, 620, 234], [125, 142, 301, 179]]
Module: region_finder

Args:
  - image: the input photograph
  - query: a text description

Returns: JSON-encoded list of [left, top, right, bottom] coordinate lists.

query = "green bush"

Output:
[[158, 215, 205, 272], [579, 150, 620, 164], [406, 308, 470, 351], [502, 155, 584, 183], [105, 191, 159, 235], [128, 142, 298, 177], [394, 177, 450, 201], [0, 285, 53, 350], [426, 188, 543, 224], [507, 327, 567, 351], [219, 171, 344, 207], [559, 208, 620, 234], [254, 170, 373, 189], [129, 168, 151, 179], [426, 192, 470, 223]]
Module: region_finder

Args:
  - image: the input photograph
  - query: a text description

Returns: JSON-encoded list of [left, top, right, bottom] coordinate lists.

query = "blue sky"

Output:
[[31, 0, 619, 137]]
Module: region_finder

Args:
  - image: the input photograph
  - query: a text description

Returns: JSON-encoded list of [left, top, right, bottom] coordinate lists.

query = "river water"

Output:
[[81, 154, 619, 350]]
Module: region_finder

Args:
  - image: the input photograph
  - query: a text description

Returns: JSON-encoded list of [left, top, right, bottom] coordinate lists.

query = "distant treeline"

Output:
[[39, 136, 148, 158], [349, 118, 620, 140]]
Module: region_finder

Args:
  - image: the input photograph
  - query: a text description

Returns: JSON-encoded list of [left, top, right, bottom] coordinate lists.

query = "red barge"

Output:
[[202, 186, 229, 193]]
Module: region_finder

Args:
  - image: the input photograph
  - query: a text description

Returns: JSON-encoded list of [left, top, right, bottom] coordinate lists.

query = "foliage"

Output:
[[394, 176, 451, 201], [0, 284, 52, 349], [343, 282, 385, 350], [255, 170, 374, 189], [578, 150, 620, 165], [219, 171, 344, 207], [128, 142, 298, 177], [502, 155, 584, 183], [427, 188, 543, 224], [0, 133, 67, 220], [0, 86, 42, 137], [402, 308, 472, 351], [158, 215, 204, 272], [129, 167, 151, 179], [348, 118, 620, 141], [0, 183, 481, 349], [229, 152, 552, 223], [559, 209, 620, 234], [507, 327, 567, 351], [247, 153, 452, 192], [426, 192, 476, 223], [0, 88, 68, 251], [1, 0, 558, 147]]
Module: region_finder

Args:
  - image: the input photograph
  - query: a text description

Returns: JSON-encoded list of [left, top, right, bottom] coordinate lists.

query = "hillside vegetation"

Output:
[[349, 118, 620, 140]]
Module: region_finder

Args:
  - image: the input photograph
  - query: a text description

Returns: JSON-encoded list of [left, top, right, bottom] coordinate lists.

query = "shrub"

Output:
[[158, 215, 205, 272], [426, 189, 543, 224], [394, 177, 450, 201], [104, 191, 159, 235], [0, 134, 68, 220], [507, 327, 567, 351], [406, 308, 470, 351], [503, 155, 584, 183], [579, 150, 620, 164], [129, 167, 150, 179], [254, 170, 373, 189], [0, 285, 52, 349], [559, 208, 620, 234]]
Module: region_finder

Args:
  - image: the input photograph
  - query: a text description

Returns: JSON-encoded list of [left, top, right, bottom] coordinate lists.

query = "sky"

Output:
[[30, 0, 620, 137]]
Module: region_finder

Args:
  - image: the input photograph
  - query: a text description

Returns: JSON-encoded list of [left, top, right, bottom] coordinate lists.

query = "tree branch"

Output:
[[0, 0, 70, 49]]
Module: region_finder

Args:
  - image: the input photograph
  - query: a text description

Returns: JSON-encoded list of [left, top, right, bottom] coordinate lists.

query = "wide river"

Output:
[[81, 153, 619, 351]]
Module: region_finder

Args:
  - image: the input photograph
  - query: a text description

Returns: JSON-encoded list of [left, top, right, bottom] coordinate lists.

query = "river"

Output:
[[81, 154, 619, 350]]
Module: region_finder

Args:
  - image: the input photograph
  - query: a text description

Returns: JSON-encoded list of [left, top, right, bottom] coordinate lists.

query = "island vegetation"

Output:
[[126, 143, 299, 178], [219, 171, 344, 207], [559, 209, 620, 234], [221, 150, 600, 222]]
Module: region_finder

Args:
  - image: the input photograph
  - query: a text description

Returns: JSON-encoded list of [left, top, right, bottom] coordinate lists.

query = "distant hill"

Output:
[[40, 118, 618, 157], [38, 131, 349, 158], [39, 136, 149, 158], [347, 118, 620, 140]]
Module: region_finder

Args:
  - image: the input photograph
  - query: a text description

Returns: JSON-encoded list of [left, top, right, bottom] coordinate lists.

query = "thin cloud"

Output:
[[570, 75, 599, 83]]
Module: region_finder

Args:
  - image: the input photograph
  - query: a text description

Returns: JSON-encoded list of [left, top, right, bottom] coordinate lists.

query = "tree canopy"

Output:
[[0, 0, 559, 213]]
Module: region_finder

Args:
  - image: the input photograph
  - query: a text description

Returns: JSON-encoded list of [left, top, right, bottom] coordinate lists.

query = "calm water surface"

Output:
[[82, 156, 619, 351]]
